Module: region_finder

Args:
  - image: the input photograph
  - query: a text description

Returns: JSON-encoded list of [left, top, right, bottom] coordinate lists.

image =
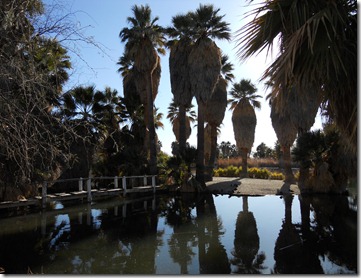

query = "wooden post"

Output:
[[152, 175, 156, 193], [114, 176, 118, 189], [87, 178, 92, 203], [143, 175, 147, 186], [78, 177, 83, 191], [122, 176, 127, 197], [42, 181, 47, 209]]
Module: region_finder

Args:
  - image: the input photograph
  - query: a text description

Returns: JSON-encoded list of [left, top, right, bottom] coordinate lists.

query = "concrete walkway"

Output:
[[206, 177, 300, 196]]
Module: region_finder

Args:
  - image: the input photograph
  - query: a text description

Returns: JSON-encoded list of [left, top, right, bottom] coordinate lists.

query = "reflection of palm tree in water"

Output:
[[197, 194, 230, 274], [231, 196, 265, 274], [306, 195, 357, 272], [273, 194, 323, 274], [166, 194, 197, 274], [167, 194, 230, 274]]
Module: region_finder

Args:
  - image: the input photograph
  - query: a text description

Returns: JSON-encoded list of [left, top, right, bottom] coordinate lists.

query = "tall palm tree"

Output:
[[167, 100, 196, 145], [205, 53, 234, 177], [166, 14, 194, 157], [266, 83, 322, 186], [187, 4, 231, 184], [119, 4, 166, 175], [281, 86, 321, 187], [269, 94, 297, 183], [229, 79, 261, 178], [236, 0, 357, 152]]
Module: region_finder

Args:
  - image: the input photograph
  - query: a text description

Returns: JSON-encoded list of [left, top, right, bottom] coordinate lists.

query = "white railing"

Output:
[[42, 175, 157, 209]]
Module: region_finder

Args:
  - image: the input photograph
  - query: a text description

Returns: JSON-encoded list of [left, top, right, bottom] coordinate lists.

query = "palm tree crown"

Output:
[[167, 100, 197, 125], [190, 4, 231, 41], [119, 4, 166, 57], [228, 79, 262, 111], [166, 13, 194, 43], [61, 85, 98, 122]]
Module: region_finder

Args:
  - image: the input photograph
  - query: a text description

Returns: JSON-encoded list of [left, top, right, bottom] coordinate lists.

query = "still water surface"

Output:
[[0, 193, 357, 274]]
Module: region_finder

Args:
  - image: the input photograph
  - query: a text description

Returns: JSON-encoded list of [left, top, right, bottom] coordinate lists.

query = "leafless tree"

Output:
[[0, 0, 106, 200]]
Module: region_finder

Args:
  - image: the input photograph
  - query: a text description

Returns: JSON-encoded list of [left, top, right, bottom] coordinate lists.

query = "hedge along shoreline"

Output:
[[213, 166, 292, 180]]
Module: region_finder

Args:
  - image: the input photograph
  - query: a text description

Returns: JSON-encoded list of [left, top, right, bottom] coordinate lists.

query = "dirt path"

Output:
[[206, 177, 300, 196]]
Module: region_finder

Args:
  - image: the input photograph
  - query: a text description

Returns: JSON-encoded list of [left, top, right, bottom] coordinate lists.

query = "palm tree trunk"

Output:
[[196, 101, 206, 186], [282, 146, 295, 183], [240, 148, 248, 178], [297, 167, 309, 192], [207, 124, 218, 180], [143, 109, 149, 156], [147, 73, 157, 175], [297, 130, 309, 192], [178, 104, 187, 157]]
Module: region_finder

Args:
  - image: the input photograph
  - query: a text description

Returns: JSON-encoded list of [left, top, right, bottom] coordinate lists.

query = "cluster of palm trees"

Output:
[[118, 0, 356, 190], [118, 4, 266, 185], [1, 1, 262, 200]]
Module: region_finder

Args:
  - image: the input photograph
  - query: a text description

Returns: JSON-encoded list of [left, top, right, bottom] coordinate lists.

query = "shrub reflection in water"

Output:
[[0, 192, 357, 274]]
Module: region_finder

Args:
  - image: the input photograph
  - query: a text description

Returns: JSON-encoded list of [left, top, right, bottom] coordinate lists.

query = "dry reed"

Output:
[[217, 157, 299, 169]]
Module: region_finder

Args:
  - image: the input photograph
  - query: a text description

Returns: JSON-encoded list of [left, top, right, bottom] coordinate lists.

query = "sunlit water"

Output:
[[0, 193, 357, 274]]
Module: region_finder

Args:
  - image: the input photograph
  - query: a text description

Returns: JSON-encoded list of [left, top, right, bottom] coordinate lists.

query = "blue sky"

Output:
[[45, 0, 323, 155]]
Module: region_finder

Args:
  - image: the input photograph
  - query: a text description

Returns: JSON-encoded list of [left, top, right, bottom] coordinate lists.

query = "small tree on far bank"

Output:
[[253, 143, 276, 159]]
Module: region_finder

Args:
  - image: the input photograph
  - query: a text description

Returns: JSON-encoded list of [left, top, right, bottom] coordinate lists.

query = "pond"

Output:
[[0, 192, 357, 274]]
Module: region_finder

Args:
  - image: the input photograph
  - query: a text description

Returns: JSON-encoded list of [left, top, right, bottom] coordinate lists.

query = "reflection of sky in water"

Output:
[[54, 202, 64, 210], [91, 209, 103, 229], [155, 208, 200, 275], [214, 195, 316, 274], [50, 213, 70, 250], [155, 217, 179, 274], [319, 255, 355, 274], [147, 195, 357, 274]]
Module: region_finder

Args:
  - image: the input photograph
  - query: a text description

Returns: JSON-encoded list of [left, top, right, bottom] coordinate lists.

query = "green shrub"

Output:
[[225, 165, 240, 177], [269, 172, 285, 180], [214, 166, 285, 180], [248, 167, 271, 179], [213, 165, 242, 177]]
